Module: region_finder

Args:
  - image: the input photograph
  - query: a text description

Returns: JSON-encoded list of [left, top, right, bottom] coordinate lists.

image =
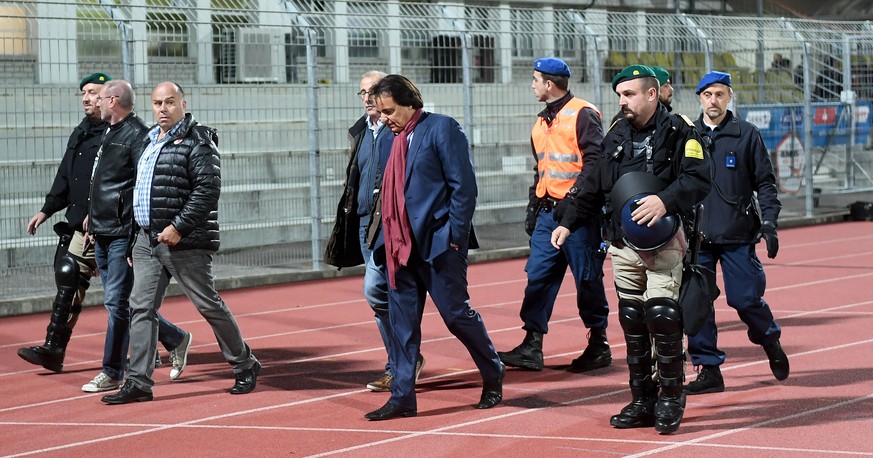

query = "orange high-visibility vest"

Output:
[[532, 97, 601, 199]]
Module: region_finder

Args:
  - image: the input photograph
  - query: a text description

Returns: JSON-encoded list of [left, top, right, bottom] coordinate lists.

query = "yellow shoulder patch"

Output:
[[679, 114, 695, 126], [685, 138, 704, 160], [607, 119, 619, 132]]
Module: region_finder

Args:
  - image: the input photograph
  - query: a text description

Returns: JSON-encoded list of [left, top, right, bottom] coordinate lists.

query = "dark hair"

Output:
[[369, 74, 424, 109], [640, 76, 660, 92], [542, 73, 569, 91]]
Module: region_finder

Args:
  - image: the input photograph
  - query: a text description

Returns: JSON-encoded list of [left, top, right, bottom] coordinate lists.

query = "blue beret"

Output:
[[534, 57, 571, 77], [696, 71, 732, 94], [652, 66, 671, 86], [79, 72, 111, 90], [611, 64, 657, 91]]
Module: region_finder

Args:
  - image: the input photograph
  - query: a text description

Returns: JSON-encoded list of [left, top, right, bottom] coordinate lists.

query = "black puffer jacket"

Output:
[[88, 113, 148, 237], [138, 113, 221, 252]]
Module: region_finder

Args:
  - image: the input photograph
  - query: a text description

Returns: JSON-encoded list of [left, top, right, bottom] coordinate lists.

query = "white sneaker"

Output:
[[169, 332, 192, 380], [82, 372, 122, 393]]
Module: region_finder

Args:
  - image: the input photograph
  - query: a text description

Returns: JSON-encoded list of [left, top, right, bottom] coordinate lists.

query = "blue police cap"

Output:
[[534, 57, 571, 77], [696, 71, 732, 95]]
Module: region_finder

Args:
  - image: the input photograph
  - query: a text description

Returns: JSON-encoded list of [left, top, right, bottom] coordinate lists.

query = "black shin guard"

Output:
[[645, 297, 686, 434], [610, 299, 659, 429], [45, 255, 80, 349]]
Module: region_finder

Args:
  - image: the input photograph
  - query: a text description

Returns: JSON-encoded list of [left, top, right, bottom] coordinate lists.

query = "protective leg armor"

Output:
[[16, 250, 81, 372], [645, 296, 686, 434], [610, 299, 658, 429]]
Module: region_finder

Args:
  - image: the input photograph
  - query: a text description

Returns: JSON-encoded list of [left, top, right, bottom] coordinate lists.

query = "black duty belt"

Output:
[[543, 196, 560, 208]]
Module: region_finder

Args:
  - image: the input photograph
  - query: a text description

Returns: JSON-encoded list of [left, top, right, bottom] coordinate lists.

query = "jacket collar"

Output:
[[537, 91, 574, 125], [695, 109, 739, 138]]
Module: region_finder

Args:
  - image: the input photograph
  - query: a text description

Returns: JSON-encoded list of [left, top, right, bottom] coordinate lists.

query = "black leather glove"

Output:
[[524, 198, 539, 236], [755, 220, 779, 259]]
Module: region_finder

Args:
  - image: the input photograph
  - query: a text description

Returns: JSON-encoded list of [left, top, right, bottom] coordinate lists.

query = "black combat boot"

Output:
[[498, 331, 544, 371], [610, 376, 658, 428], [684, 365, 724, 395], [570, 327, 612, 372], [763, 339, 789, 381], [17, 321, 70, 373], [17, 260, 78, 373]]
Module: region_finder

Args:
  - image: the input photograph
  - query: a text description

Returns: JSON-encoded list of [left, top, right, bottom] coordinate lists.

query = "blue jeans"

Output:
[[94, 236, 187, 380], [94, 236, 132, 381], [359, 225, 391, 373]]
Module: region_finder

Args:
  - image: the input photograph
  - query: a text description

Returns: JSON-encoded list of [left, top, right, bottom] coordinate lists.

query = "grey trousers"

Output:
[[128, 230, 257, 392]]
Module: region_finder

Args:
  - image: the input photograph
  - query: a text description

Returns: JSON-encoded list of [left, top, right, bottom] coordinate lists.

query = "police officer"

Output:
[[553, 64, 710, 434], [686, 71, 788, 395], [17, 72, 109, 372], [611, 66, 672, 124], [652, 66, 674, 112], [498, 57, 611, 373]]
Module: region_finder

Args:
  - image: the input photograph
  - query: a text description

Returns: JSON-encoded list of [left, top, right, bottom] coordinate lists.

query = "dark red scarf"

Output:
[[382, 109, 423, 289]]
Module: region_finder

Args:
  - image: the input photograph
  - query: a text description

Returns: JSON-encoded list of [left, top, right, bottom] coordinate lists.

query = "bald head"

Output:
[[151, 81, 187, 136]]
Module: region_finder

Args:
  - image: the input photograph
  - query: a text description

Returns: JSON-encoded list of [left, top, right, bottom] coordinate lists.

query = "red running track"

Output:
[[1, 222, 872, 457]]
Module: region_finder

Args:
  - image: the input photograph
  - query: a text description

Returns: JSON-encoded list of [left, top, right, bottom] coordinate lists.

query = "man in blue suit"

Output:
[[363, 74, 505, 421]]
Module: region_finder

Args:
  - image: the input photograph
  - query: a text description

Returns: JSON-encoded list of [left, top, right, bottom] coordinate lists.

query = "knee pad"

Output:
[[55, 255, 80, 288], [54, 255, 80, 305], [645, 297, 683, 336], [618, 299, 647, 334]]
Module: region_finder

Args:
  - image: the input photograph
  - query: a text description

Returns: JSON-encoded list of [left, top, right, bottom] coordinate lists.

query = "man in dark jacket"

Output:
[[324, 70, 425, 392], [553, 65, 710, 434], [81, 80, 191, 393], [17, 72, 108, 373], [498, 57, 610, 374], [686, 71, 788, 395], [102, 82, 259, 404]]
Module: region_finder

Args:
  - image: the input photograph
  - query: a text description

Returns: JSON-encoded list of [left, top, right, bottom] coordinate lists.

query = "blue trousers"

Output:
[[687, 243, 782, 367], [359, 225, 391, 374], [519, 209, 609, 334], [386, 248, 502, 410]]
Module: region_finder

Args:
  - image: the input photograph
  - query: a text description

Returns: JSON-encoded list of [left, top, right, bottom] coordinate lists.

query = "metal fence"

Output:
[[2, 0, 873, 280]]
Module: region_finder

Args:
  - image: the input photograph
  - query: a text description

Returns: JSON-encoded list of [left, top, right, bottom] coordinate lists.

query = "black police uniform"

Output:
[[689, 110, 784, 368], [600, 103, 710, 433], [17, 116, 105, 372]]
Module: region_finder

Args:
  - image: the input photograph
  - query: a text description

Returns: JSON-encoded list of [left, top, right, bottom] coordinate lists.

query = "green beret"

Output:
[[611, 64, 657, 91], [652, 66, 671, 86], [79, 72, 111, 90]]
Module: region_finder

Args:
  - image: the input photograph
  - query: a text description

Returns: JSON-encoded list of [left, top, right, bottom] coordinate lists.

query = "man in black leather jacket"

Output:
[[102, 82, 259, 404], [81, 80, 191, 394]]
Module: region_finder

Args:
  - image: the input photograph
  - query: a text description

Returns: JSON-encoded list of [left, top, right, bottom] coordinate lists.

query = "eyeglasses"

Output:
[[356, 89, 372, 98], [95, 95, 117, 103]]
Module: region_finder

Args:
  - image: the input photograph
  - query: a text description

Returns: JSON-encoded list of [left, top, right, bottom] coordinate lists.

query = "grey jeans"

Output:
[[127, 229, 257, 392]]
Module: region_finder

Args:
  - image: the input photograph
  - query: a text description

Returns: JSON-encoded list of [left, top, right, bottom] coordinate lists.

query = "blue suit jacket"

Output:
[[375, 112, 477, 263]]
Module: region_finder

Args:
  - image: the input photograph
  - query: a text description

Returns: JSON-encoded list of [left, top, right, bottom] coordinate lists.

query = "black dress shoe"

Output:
[[230, 361, 261, 395], [365, 402, 417, 421], [763, 340, 789, 381], [101, 380, 153, 405], [475, 363, 505, 409]]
